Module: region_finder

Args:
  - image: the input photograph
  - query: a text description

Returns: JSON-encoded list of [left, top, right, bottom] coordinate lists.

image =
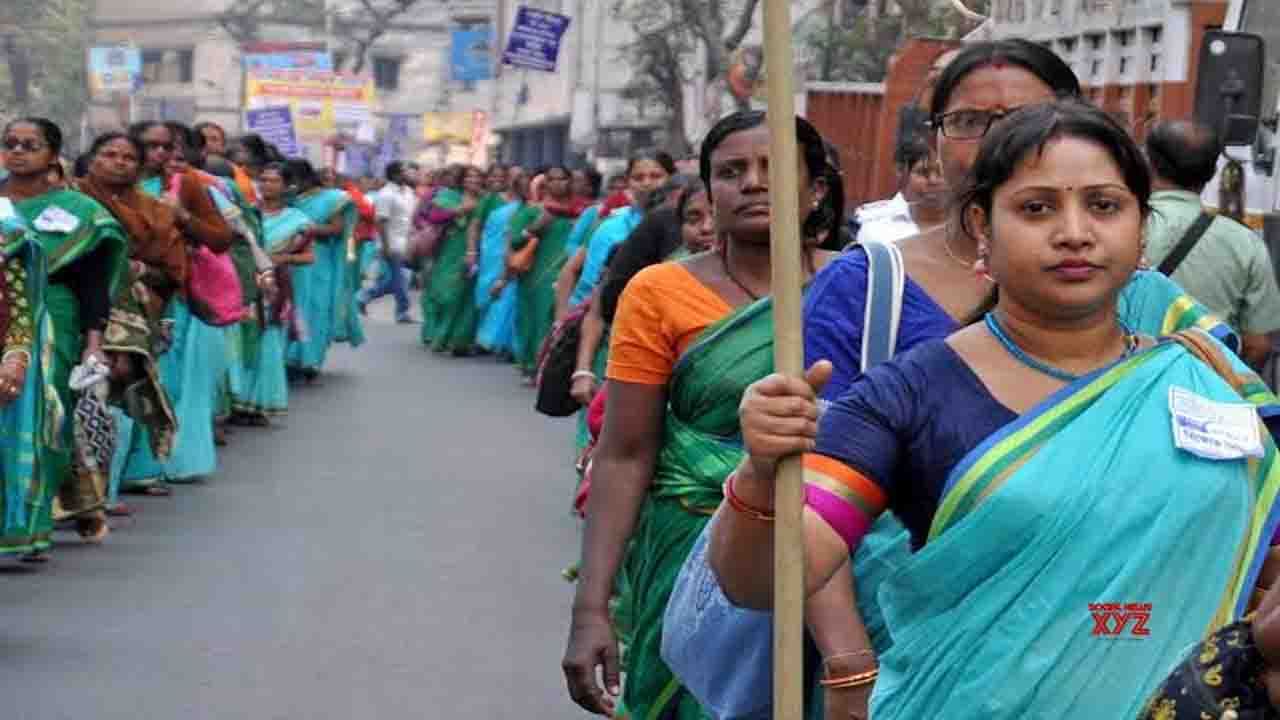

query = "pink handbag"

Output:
[[170, 176, 247, 327]]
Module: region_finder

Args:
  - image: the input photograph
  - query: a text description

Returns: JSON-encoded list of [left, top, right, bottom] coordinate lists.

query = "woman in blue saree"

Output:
[[244, 164, 306, 420], [475, 167, 525, 357], [708, 100, 1280, 719], [286, 159, 359, 381], [119, 121, 234, 492]]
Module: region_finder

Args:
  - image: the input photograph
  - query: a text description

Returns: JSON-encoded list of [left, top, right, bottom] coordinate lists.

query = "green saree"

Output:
[[617, 294, 774, 720], [423, 193, 486, 353], [513, 214, 575, 374], [9, 189, 127, 549]]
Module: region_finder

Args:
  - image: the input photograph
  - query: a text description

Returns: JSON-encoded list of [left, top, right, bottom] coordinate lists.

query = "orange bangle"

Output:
[[723, 470, 775, 522], [819, 668, 879, 689]]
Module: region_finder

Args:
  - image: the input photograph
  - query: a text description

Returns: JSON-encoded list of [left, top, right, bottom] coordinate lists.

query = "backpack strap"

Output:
[[1157, 212, 1215, 277], [861, 239, 906, 373]]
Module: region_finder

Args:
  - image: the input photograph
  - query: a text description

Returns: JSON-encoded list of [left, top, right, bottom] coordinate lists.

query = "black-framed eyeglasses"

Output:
[[931, 109, 1012, 140], [3, 138, 46, 154]]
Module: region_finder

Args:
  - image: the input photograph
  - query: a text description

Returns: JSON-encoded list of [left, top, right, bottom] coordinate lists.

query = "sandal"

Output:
[[76, 515, 110, 544]]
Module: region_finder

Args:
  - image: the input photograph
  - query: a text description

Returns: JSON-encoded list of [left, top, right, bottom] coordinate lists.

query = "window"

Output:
[[1150, 54, 1161, 73], [1087, 34, 1104, 51], [141, 48, 194, 84], [1091, 59, 1102, 77], [1061, 37, 1077, 54], [1117, 30, 1134, 47], [372, 56, 401, 91], [1120, 57, 1130, 74], [1146, 26, 1162, 45]]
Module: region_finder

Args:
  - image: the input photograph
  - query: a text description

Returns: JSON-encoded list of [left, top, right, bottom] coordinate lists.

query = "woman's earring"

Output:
[[974, 246, 995, 283]]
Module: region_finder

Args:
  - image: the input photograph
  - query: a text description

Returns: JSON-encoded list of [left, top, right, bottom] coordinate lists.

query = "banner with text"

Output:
[[502, 7, 571, 73], [245, 106, 301, 158], [245, 70, 376, 139]]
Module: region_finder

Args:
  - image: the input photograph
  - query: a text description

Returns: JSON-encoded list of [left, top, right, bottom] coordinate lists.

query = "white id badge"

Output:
[[32, 205, 79, 233], [1169, 385, 1264, 460], [0, 198, 16, 220]]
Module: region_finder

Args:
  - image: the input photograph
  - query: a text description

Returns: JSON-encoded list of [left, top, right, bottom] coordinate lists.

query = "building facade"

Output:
[[982, 0, 1229, 137], [88, 0, 497, 168]]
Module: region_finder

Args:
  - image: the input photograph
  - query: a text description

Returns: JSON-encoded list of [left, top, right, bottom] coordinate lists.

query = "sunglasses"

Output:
[[3, 138, 46, 153], [146, 141, 176, 152]]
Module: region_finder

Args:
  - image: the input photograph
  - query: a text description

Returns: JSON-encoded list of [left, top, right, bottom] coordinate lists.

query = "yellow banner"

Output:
[[422, 111, 477, 143], [245, 70, 376, 138]]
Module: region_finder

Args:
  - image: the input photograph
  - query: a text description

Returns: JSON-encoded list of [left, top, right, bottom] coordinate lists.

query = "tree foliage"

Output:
[[611, 0, 763, 155], [217, 0, 437, 73], [803, 0, 989, 82], [0, 0, 91, 152]]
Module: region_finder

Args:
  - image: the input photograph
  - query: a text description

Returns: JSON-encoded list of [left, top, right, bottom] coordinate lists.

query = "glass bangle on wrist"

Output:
[[723, 469, 775, 521], [570, 370, 597, 382]]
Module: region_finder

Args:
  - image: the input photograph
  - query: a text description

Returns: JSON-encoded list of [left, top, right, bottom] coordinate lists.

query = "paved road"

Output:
[[0, 313, 591, 719]]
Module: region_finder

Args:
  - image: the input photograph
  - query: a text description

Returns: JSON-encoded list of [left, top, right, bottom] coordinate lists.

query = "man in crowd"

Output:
[[1144, 119, 1280, 368], [358, 160, 415, 324]]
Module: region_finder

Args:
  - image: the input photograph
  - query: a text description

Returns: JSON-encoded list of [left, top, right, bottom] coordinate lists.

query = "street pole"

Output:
[[762, 1, 804, 719]]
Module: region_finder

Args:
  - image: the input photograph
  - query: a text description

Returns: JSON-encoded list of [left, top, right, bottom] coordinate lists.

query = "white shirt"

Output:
[[854, 192, 918, 244], [374, 182, 417, 256]]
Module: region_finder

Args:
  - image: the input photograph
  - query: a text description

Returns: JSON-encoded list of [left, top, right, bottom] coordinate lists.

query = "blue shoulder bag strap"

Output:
[[860, 239, 906, 372]]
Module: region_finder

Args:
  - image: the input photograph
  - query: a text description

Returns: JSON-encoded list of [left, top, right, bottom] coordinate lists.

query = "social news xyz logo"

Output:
[[1089, 602, 1152, 638]]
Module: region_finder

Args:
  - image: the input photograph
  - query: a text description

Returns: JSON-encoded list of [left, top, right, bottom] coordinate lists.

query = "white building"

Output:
[[88, 0, 497, 168], [980, 0, 1230, 135]]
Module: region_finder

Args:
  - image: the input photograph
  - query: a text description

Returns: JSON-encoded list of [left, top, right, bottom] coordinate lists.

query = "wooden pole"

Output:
[[762, 2, 805, 719]]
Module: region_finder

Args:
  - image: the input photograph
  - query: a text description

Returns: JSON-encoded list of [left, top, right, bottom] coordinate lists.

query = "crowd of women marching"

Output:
[[539, 39, 1280, 720], [0, 116, 372, 563]]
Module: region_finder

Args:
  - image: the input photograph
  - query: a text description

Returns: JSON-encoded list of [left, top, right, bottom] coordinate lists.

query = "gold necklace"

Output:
[[940, 224, 977, 269]]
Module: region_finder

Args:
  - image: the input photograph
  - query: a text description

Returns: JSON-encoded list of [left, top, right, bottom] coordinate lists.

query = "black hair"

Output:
[[164, 122, 195, 152], [957, 99, 1152, 242], [675, 182, 709, 224], [128, 121, 167, 141], [89, 131, 146, 165], [234, 133, 272, 166], [285, 158, 319, 191], [385, 160, 406, 184], [698, 110, 846, 242], [5, 117, 63, 157], [194, 121, 226, 146], [894, 105, 932, 169], [582, 167, 603, 198], [649, 173, 697, 212], [74, 153, 92, 179], [260, 161, 287, 180], [205, 157, 235, 179], [929, 39, 1080, 120], [1145, 119, 1222, 192], [625, 151, 676, 177]]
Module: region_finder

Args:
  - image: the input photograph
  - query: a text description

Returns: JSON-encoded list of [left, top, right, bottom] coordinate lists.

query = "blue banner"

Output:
[[451, 27, 494, 82], [245, 106, 301, 158], [375, 114, 413, 177], [501, 7, 571, 73]]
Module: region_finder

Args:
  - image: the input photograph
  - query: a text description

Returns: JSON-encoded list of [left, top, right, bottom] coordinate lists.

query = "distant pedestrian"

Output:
[[359, 161, 415, 323], [1144, 119, 1280, 368]]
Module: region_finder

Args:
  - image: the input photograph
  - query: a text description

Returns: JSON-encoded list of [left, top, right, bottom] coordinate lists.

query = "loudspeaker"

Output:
[[1194, 31, 1266, 146]]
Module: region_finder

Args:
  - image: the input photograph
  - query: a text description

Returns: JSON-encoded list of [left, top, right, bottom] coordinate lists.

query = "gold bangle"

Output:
[[822, 649, 877, 679], [820, 668, 879, 689], [723, 470, 775, 522]]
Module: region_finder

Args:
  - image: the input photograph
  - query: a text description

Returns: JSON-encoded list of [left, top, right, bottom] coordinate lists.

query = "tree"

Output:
[[611, 0, 763, 156], [217, 0, 436, 73], [803, 0, 989, 83], [0, 0, 91, 153]]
